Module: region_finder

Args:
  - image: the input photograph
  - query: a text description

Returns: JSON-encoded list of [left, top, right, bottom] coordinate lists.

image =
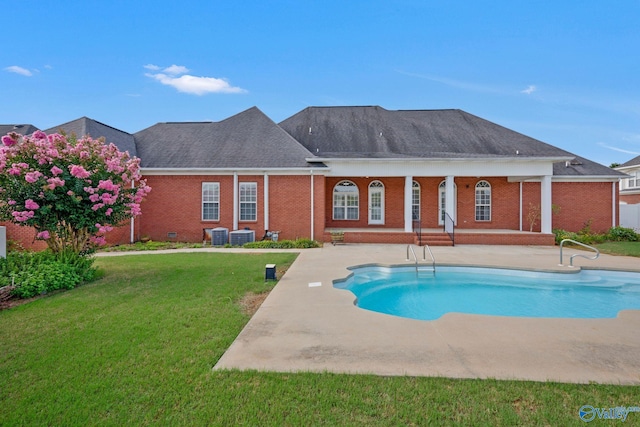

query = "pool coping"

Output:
[[213, 244, 640, 385]]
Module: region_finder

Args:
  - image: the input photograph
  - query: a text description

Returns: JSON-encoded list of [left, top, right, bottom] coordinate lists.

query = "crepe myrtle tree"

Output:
[[0, 131, 151, 253]]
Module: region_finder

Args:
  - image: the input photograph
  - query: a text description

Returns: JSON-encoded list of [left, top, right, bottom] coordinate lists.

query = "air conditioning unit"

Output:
[[229, 229, 255, 246], [212, 227, 229, 246]]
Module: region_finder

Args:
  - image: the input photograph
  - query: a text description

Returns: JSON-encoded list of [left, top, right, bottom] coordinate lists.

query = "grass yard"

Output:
[[595, 241, 640, 257], [1, 252, 638, 426]]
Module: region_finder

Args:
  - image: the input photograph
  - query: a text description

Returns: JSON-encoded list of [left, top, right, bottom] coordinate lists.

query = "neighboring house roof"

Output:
[[43, 117, 137, 158], [0, 124, 39, 136], [279, 106, 574, 159], [619, 155, 640, 169], [135, 106, 322, 169]]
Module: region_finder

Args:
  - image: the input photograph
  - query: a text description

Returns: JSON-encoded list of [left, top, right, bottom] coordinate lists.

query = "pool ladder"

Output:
[[558, 239, 600, 267], [406, 244, 436, 275]]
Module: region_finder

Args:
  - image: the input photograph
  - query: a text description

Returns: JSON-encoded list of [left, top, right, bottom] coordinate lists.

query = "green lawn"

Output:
[[594, 241, 640, 257], [1, 253, 638, 426]]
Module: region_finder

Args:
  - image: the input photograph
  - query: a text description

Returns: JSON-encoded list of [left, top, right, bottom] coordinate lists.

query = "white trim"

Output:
[[239, 182, 258, 222], [404, 177, 413, 232], [201, 182, 220, 221], [141, 167, 329, 176]]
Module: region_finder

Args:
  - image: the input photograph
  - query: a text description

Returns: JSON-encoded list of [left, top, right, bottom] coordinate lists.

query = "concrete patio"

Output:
[[213, 244, 640, 384]]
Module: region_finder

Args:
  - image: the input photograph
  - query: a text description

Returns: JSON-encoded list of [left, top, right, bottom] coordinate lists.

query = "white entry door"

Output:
[[368, 181, 385, 225], [438, 181, 457, 225]]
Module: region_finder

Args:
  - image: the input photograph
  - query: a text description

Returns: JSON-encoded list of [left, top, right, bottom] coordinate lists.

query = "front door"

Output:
[[438, 181, 457, 225], [368, 181, 385, 225]]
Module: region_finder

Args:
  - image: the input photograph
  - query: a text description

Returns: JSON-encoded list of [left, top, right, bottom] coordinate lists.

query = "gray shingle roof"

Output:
[[279, 106, 576, 159], [619, 155, 640, 168], [279, 106, 623, 177], [43, 117, 137, 158], [135, 106, 321, 169], [552, 155, 626, 177], [0, 124, 39, 136]]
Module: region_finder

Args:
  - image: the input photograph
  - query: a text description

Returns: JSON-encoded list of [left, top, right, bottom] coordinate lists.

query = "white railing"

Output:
[[559, 239, 600, 267]]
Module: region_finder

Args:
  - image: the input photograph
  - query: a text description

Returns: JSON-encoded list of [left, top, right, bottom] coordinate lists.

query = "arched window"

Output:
[[333, 180, 359, 220], [412, 181, 420, 220], [475, 180, 491, 221]]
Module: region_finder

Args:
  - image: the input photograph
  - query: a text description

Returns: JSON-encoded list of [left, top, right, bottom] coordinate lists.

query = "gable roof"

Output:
[[135, 106, 321, 169], [279, 106, 574, 160], [0, 124, 39, 136], [43, 117, 137, 157], [619, 155, 640, 169]]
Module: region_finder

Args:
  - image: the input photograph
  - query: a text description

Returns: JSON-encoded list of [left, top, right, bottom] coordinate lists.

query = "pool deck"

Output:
[[213, 244, 640, 385]]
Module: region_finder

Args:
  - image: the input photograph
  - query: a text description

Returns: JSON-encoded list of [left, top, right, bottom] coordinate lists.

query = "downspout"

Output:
[[130, 180, 135, 243], [310, 170, 314, 240], [233, 172, 238, 230], [612, 181, 617, 228], [264, 173, 269, 231]]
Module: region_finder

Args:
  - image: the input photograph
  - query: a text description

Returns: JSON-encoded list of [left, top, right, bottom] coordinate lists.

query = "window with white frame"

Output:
[[412, 181, 420, 220], [333, 180, 359, 220], [239, 182, 257, 221], [475, 180, 491, 221], [628, 172, 639, 188], [202, 182, 220, 221]]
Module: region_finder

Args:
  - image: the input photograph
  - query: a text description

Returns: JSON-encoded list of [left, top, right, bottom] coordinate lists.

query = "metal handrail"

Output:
[[443, 212, 455, 246], [559, 239, 600, 267], [407, 244, 436, 273]]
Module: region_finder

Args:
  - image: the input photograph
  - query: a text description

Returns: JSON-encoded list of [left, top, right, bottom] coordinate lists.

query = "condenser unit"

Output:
[[229, 229, 255, 246]]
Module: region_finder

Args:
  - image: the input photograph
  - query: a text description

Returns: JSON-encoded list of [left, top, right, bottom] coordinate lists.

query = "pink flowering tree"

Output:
[[0, 131, 151, 253]]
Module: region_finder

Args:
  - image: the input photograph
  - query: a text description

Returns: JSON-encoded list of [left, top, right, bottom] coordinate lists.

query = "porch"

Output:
[[323, 228, 555, 246]]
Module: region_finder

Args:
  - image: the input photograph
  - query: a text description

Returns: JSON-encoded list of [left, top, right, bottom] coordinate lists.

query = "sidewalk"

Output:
[[213, 244, 640, 384]]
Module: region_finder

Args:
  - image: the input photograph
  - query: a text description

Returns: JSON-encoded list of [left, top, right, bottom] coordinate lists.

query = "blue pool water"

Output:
[[333, 266, 640, 320]]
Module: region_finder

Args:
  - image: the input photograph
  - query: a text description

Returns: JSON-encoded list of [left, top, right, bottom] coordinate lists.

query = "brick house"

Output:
[[1, 106, 626, 248]]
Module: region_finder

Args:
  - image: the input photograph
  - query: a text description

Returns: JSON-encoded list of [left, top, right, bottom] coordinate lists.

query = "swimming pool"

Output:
[[334, 265, 640, 321]]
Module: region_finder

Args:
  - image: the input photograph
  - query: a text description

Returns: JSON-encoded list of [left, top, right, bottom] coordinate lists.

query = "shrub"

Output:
[[242, 239, 321, 249], [0, 250, 96, 299], [607, 226, 639, 242]]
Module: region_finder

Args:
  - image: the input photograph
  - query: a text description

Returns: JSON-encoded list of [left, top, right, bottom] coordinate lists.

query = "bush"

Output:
[[0, 250, 96, 299], [554, 225, 639, 246], [242, 239, 321, 249], [607, 226, 639, 242]]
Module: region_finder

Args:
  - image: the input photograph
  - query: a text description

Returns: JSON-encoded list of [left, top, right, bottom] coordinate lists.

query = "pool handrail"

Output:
[[406, 244, 436, 273], [559, 239, 600, 267]]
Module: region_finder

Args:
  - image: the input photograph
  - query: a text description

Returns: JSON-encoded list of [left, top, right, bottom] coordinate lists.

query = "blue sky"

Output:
[[2, 0, 639, 166]]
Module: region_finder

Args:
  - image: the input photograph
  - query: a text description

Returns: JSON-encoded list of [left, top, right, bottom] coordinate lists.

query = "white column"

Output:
[[263, 173, 269, 231], [445, 175, 455, 224], [540, 175, 552, 234], [519, 181, 523, 232], [233, 172, 239, 230], [404, 176, 413, 232]]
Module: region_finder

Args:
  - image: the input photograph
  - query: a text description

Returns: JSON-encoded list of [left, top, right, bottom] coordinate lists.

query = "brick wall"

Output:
[[620, 193, 640, 204], [551, 181, 616, 233], [139, 174, 325, 243]]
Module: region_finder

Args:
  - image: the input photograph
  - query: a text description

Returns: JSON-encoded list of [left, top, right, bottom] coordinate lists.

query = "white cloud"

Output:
[[144, 64, 246, 95], [163, 64, 189, 75], [597, 142, 640, 155], [521, 85, 537, 95], [5, 65, 33, 76]]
